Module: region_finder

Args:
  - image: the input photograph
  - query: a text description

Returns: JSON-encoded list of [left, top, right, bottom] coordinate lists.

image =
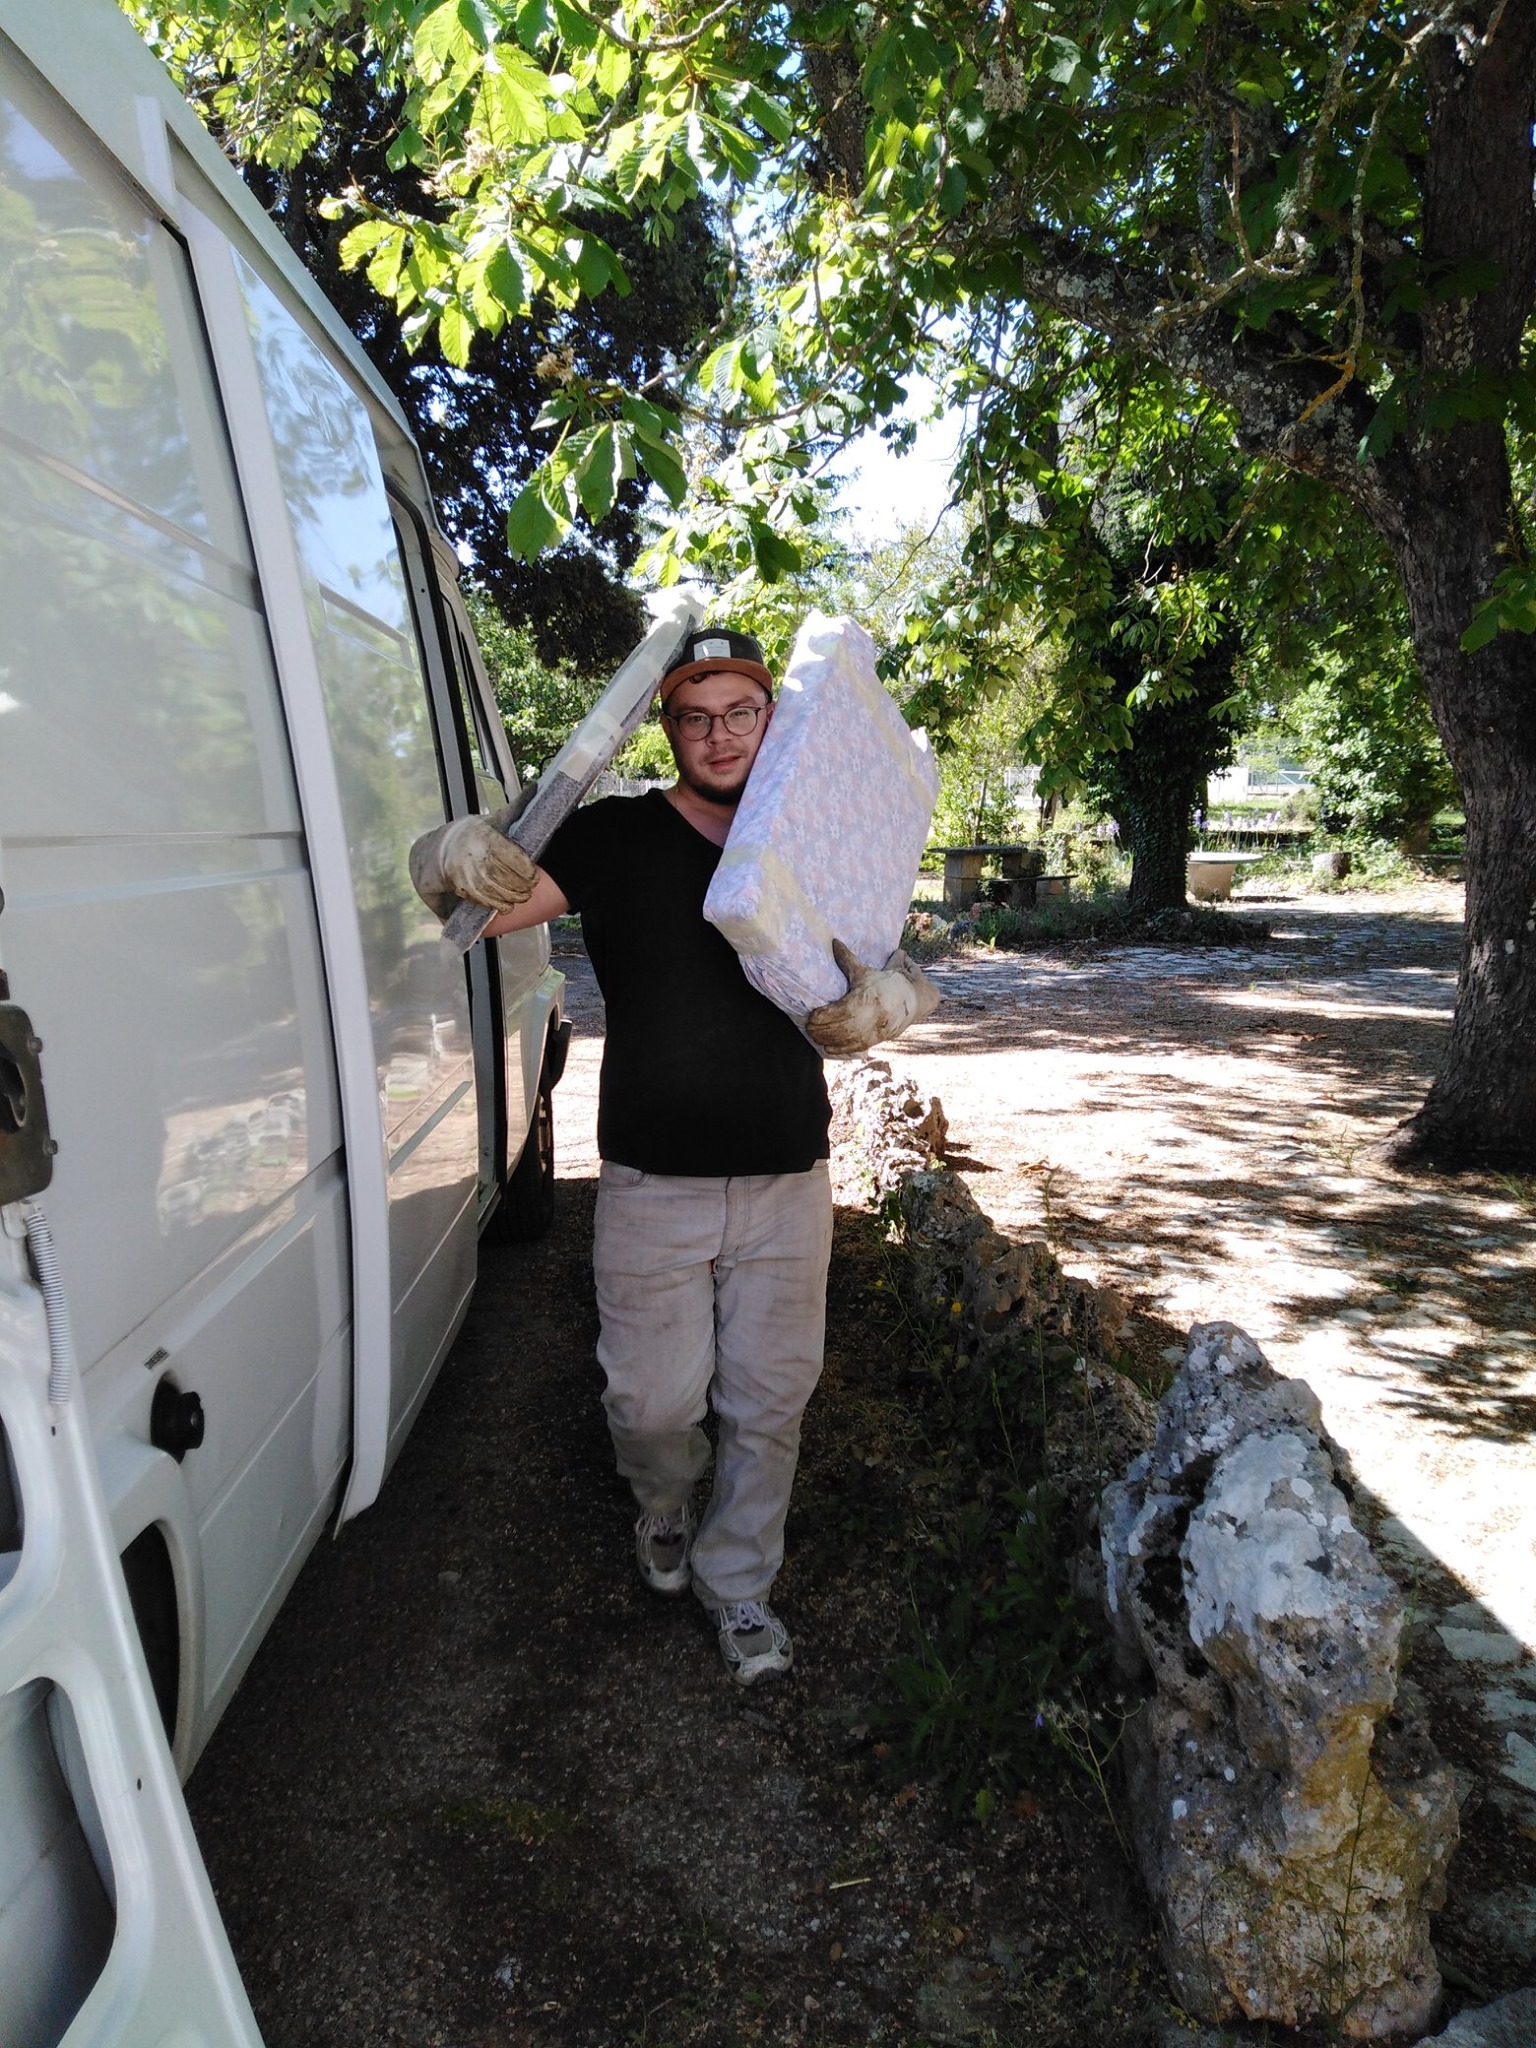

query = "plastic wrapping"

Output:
[[704, 612, 938, 1020], [440, 587, 705, 953]]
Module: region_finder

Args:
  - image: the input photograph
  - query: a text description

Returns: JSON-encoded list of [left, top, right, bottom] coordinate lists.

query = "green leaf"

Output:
[[1460, 566, 1536, 651], [551, 0, 598, 45], [414, 0, 477, 83], [593, 34, 630, 98], [412, 1, 459, 79], [939, 162, 968, 216], [749, 522, 801, 581], [634, 431, 687, 505], [262, 105, 322, 169], [439, 300, 474, 366], [698, 337, 743, 396], [366, 227, 408, 298], [572, 424, 621, 523], [620, 392, 682, 447], [741, 84, 792, 143], [522, 234, 578, 294], [506, 480, 567, 559], [1459, 604, 1499, 652], [1043, 35, 1085, 88], [341, 220, 407, 297], [384, 124, 425, 171], [573, 235, 616, 297], [1356, 388, 1406, 463], [739, 342, 777, 408], [338, 218, 398, 259], [485, 240, 527, 314], [418, 67, 473, 123], [404, 239, 448, 300], [513, 0, 554, 45], [479, 57, 550, 146], [465, 257, 507, 329]]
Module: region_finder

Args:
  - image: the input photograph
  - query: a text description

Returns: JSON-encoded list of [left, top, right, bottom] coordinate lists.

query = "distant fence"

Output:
[[1196, 825, 1312, 851]]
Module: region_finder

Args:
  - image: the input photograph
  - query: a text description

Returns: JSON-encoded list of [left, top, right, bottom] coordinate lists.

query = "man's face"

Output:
[[662, 665, 774, 807]]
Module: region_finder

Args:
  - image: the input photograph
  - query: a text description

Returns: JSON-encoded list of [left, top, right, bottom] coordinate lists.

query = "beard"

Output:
[[674, 755, 751, 806]]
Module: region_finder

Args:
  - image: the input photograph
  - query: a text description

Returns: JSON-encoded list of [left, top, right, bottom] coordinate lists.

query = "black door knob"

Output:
[[151, 1379, 205, 1462]]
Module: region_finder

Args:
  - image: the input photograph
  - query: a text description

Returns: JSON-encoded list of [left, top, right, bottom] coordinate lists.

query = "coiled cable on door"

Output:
[[20, 1199, 74, 1406]]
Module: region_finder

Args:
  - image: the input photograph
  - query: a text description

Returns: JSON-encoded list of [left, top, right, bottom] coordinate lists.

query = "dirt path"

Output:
[[890, 883, 1536, 1987], [900, 887, 1536, 1641], [185, 886, 1536, 2043]]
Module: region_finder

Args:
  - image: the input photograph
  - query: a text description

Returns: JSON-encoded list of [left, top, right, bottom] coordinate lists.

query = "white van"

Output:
[[0, 1, 568, 2038]]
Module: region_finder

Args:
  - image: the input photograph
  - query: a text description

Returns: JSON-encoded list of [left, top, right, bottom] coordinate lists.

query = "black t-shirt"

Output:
[[539, 789, 831, 1176]]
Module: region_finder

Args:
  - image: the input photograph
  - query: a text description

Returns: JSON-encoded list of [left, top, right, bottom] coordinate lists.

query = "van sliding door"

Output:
[[183, 213, 481, 1521]]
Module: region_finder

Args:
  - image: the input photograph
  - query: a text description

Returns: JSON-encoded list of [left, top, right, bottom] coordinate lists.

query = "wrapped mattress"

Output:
[[704, 611, 938, 1020]]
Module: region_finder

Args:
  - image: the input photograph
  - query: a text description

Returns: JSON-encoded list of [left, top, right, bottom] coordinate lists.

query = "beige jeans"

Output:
[[592, 1159, 834, 1611]]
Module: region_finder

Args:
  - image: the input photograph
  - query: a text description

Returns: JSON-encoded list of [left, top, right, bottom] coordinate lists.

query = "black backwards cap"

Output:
[[658, 626, 774, 705]]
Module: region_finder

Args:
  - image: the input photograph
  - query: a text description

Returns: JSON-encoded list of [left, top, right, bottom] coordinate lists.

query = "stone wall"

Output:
[[834, 1058, 1462, 2042]]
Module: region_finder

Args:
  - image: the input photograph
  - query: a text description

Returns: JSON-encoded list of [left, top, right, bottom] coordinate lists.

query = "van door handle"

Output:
[[150, 1380, 205, 1462]]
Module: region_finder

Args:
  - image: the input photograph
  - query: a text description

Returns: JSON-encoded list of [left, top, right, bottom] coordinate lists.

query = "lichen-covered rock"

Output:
[[1102, 1323, 1459, 2041], [827, 1056, 947, 1196], [897, 1165, 1128, 1371], [1045, 1359, 1158, 1612], [1421, 1988, 1536, 2045]]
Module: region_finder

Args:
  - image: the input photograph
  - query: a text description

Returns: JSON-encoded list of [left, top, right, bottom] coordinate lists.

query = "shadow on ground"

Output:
[[187, 1177, 1156, 2048]]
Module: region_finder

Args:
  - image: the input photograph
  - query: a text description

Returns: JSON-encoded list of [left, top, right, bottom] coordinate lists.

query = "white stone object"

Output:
[[1100, 1321, 1459, 2040], [704, 612, 939, 1020]]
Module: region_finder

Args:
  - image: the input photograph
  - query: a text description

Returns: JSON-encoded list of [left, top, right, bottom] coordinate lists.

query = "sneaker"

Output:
[[635, 1502, 696, 1595], [715, 1600, 793, 1686]]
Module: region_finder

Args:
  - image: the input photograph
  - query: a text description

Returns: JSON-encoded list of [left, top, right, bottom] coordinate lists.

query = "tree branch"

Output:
[[998, 226, 1418, 524]]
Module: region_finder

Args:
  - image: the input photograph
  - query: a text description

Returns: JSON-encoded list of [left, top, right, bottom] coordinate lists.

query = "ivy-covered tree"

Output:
[[1083, 629, 1242, 913], [887, 345, 1263, 908]]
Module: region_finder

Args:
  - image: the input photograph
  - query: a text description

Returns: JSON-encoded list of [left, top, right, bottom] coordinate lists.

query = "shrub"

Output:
[[1234, 835, 1457, 896], [974, 905, 1030, 948]]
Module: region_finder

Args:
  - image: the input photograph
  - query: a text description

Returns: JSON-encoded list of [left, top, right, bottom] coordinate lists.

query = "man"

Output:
[[410, 627, 938, 1684]]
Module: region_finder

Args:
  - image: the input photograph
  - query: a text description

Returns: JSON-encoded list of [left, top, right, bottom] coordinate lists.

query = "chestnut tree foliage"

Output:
[[124, 0, 722, 669], [127, 0, 1536, 1166]]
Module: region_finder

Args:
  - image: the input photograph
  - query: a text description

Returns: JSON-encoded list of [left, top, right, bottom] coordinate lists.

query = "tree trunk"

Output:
[[1099, 653, 1238, 913], [1376, 488, 1536, 1169], [1120, 784, 1194, 911], [1370, 7, 1536, 1170]]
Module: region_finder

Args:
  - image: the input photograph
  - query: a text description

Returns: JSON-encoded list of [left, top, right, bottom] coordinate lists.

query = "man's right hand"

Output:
[[409, 803, 538, 923]]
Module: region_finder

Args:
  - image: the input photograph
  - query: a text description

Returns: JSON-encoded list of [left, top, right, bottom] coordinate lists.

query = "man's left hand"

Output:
[[805, 939, 941, 1057]]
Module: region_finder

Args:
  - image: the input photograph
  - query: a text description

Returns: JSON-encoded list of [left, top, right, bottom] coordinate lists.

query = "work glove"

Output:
[[805, 938, 941, 1057], [409, 799, 538, 923]]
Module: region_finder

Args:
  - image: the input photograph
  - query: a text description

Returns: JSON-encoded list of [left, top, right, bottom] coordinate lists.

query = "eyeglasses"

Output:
[[663, 703, 768, 741]]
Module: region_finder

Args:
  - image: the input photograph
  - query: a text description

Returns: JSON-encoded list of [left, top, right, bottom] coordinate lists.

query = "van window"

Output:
[[0, 68, 247, 562], [452, 621, 510, 802]]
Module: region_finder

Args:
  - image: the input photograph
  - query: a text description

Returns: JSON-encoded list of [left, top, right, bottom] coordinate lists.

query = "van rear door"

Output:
[[1, 1082, 261, 2048]]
